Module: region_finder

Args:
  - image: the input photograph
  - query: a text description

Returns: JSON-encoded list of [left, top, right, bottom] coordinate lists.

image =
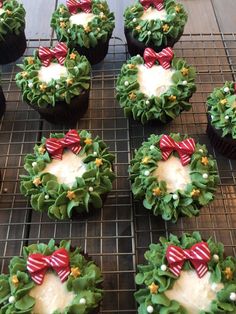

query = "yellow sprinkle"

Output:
[[169, 95, 177, 102], [33, 177, 42, 187], [223, 267, 233, 280], [175, 6, 181, 13], [148, 282, 159, 294], [191, 189, 201, 197], [162, 24, 170, 32], [6, 10, 12, 15], [84, 138, 92, 145], [60, 21, 66, 28], [66, 190, 76, 200], [142, 157, 150, 164], [66, 78, 73, 85], [11, 275, 19, 285], [220, 99, 227, 105], [127, 64, 136, 69], [69, 53, 77, 60], [21, 71, 28, 78], [95, 158, 103, 167], [39, 84, 47, 92], [135, 25, 141, 31], [129, 92, 137, 100], [38, 146, 46, 154], [59, 7, 65, 14], [84, 26, 91, 33], [201, 157, 209, 166], [181, 67, 189, 76], [152, 187, 162, 197], [27, 57, 34, 65], [70, 267, 81, 278]]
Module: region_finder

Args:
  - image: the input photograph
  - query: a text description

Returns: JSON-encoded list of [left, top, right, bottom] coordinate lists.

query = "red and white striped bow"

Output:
[[144, 47, 174, 69], [140, 0, 164, 11], [27, 248, 70, 285], [46, 129, 82, 160], [166, 242, 211, 278], [0, 1, 3, 9], [66, 0, 92, 14], [38, 42, 68, 67], [160, 135, 195, 166]]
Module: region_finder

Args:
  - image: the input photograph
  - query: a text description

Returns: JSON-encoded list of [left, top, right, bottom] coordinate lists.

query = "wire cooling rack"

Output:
[[0, 34, 236, 313]]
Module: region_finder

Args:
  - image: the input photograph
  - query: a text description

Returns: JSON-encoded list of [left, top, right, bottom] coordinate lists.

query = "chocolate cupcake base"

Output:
[[27, 89, 90, 125], [207, 116, 236, 159], [124, 28, 183, 57], [69, 35, 112, 65], [0, 30, 26, 65], [0, 86, 6, 119]]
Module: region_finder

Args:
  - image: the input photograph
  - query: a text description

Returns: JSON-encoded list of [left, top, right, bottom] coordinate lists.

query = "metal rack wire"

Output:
[[0, 34, 236, 313]]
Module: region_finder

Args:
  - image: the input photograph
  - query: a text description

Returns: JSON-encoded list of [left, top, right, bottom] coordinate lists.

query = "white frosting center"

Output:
[[165, 270, 224, 314], [42, 150, 86, 188], [140, 7, 167, 21], [29, 273, 75, 314], [153, 155, 191, 193], [137, 64, 175, 97], [0, 8, 4, 16], [69, 12, 95, 27], [38, 63, 68, 84]]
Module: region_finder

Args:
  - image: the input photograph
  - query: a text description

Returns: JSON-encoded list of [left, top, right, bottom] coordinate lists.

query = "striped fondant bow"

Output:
[[38, 42, 68, 67], [66, 0, 92, 14], [144, 47, 174, 69], [46, 129, 82, 160], [166, 242, 211, 278], [27, 248, 70, 285], [140, 0, 164, 11], [160, 135, 195, 166]]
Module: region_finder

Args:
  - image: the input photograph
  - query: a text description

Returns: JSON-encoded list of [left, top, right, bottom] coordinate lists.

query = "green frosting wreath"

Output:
[[116, 54, 196, 124], [0, 0, 25, 41], [124, 0, 187, 47], [207, 81, 236, 139], [20, 129, 115, 220], [51, 0, 115, 49], [0, 239, 103, 314], [129, 133, 218, 222], [15, 48, 91, 108], [135, 232, 236, 314]]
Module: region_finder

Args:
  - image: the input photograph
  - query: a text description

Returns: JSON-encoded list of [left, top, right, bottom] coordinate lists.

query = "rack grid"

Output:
[[0, 34, 236, 313]]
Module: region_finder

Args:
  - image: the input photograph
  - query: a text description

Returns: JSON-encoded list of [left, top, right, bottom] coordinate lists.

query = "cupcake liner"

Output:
[[0, 30, 26, 64], [0, 86, 6, 119], [27, 89, 90, 125], [207, 116, 236, 159], [124, 27, 183, 57]]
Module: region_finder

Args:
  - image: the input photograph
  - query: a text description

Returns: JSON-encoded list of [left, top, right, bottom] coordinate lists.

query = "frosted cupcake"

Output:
[[116, 47, 196, 124], [129, 133, 218, 222], [124, 0, 187, 57], [135, 232, 236, 314], [51, 0, 115, 64], [0, 239, 103, 313], [207, 82, 236, 159], [20, 129, 115, 220], [0, 0, 26, 64], [15, 42, 91, 125]]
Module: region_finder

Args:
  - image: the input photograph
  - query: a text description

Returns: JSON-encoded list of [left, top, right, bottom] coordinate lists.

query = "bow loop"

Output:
[[160, 135, 195, 166], [140, 0, 164, 11], [27, 248, 70, 285], [46, 130, 82, 160], [166, 242, 211, 278], [66, 0, 92, 14], [144, 47, 174, 69], [39, 43, 68, 67]]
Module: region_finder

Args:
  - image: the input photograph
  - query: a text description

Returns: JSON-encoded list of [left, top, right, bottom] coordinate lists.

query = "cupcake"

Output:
[[124, 0, 187, 57], [116, 47, 196, 124], [15, 42, 91, 125], [0, 77, 6, 118], [51, 0, 115, 65], [20, 129, 115, 220], [135, 232, 236, 314], [0, 239, 103, 313], [0, 0, 26, 64], [207, 82, 236, 159], [129, 133, 218, 222]]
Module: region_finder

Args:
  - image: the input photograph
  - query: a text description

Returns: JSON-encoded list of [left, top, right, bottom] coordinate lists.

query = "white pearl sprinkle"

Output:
[[44, 195, 49, 200], [203, 173, 208, 179], [28, 82, 33, 88], [173, 194, 178, 200], [32, 162, 37, 167], [133, 18, 137, 22], [147, 31, 151, 35], [74, 66, 78, 70], [144, 170, 150, 176], [230, 292, 236, 301], [124, 81, 129, 86], [211, 283, 218, 292], [182, 80, 187, 85], [213, 254, 219, 262], [79, 298, 86, 304], [1, 18, 4, 22], [172, 13, 176, 16], [150, 145, 155, 150], [161, 264, 167, 271], [199, 149, 203, 153], [55, 84, 60, 89], [93, 152, 97, 156], [147, 305, 154, 313], [8, 296, 15, 304], [224, 87, 230, 93], [146, 100, 150, 105], [67, 29, 70, 33], [225, 115, 229, 120], [211, 115, 214, 120], [97, 27, 100, 31], [89, 187, 93, 192], [59, 17, 64, 21]]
